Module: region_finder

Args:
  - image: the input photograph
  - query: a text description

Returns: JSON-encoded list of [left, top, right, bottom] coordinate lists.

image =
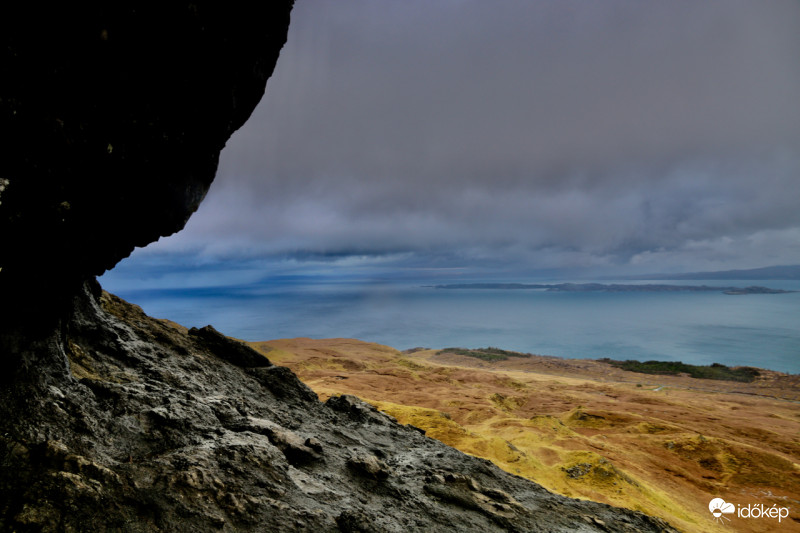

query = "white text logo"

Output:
[[709, 497, 790, 526]]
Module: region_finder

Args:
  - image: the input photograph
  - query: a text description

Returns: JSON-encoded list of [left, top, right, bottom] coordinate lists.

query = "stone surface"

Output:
[[0, 285, 679, 532], [0, 3, 293, 325], [0, 5, 680, 530]]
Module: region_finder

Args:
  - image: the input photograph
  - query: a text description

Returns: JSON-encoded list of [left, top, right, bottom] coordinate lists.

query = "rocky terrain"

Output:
[[0, 3, 678, 531], [0, 284, 678, 532], [0, 2, 292, 327]]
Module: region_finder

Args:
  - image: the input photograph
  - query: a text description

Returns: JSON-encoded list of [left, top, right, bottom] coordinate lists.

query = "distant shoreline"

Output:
[[428, 282, 795, 295], [426, 346, 793, 378]]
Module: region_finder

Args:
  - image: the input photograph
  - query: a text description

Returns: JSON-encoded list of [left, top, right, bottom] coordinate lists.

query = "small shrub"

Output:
[[437, 347, 533, 362], [600, 359, 760, 382]]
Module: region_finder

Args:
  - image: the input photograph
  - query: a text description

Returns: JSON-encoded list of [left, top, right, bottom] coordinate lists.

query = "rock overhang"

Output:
[[0, 2, 294, 325]]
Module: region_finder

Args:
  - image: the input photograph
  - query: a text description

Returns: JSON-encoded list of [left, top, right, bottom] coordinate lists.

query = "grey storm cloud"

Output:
[[151, 0, 800, 274]]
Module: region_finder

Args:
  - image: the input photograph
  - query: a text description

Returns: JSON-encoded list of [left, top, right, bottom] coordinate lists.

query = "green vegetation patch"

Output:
[[599, 359, 760, 382], [438, 347, 532, 362]]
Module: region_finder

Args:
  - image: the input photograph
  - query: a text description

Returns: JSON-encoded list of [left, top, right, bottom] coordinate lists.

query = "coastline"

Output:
[[251, 337, 800, 532], [422, 349, 800, 402], [429, 282, 795, 295]]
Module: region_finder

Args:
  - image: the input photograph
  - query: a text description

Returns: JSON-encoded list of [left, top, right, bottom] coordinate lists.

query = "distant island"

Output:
[[618, 264, 800, 281], [429, 283, 794, 295]]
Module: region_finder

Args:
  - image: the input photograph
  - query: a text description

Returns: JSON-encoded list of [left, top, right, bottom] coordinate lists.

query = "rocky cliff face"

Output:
[[0, 4, 677, 531], [0, 284, 677, 532], [0, 3, 292, 328]]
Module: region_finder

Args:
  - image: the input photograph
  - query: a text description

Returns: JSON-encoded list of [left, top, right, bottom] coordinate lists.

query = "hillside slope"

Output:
[[253, 338, 800, 532], [0, 285, 678, 532]]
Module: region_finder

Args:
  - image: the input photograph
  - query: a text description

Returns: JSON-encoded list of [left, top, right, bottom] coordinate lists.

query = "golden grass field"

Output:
[[249, 338, 800, 533]]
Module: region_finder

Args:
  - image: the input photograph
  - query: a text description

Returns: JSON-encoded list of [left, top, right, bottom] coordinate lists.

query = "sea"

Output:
[[102, 278, 800, 374]]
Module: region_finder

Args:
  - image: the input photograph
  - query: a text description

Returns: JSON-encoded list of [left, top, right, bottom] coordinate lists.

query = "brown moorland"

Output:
[[249, 338, 800, 533]]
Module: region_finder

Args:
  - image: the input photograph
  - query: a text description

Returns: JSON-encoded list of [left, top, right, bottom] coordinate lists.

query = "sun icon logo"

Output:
[[709, 498, 735, 524]]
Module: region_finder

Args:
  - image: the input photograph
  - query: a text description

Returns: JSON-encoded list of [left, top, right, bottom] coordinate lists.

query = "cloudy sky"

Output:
[[104, 0, 800, 290]]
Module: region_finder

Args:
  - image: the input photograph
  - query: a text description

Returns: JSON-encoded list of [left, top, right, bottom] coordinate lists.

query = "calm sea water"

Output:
[[105, 279, 800, 374]]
